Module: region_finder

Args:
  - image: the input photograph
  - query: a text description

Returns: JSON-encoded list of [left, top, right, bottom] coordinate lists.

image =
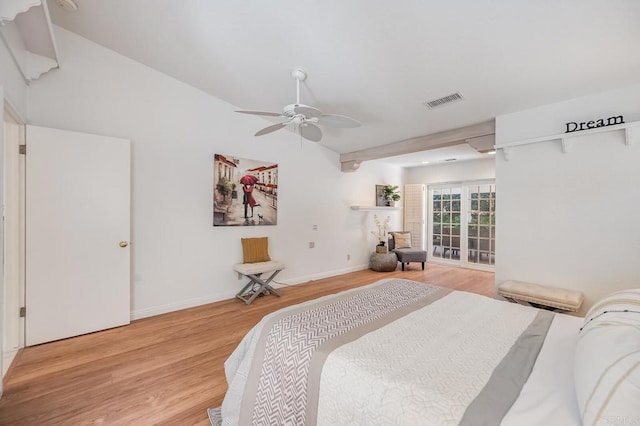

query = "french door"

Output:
[[428, 181, 495, 270]]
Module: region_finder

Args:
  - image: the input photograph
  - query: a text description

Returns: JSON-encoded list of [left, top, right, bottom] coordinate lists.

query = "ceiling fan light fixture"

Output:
[[235, 67, 361, 143], [56, 0, 79, 12]]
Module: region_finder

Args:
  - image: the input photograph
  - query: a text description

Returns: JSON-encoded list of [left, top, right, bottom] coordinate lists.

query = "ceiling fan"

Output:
[[235, 68, 361, 142]]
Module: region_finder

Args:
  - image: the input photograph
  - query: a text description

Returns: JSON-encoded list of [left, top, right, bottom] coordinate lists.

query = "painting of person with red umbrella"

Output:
[[213, 153, 278, 226], [239, 174, 260, 219]]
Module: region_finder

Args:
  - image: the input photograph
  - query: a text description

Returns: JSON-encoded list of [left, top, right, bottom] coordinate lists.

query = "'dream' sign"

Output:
[[565, 115, 624, 133]]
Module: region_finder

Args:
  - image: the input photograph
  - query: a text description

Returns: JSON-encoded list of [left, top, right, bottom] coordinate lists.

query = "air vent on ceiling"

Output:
[[423, 92, 464, 110]]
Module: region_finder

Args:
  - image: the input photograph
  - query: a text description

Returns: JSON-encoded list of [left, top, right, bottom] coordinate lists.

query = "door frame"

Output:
[[2, 100, 26, 379], [426, 179, 495, 272]]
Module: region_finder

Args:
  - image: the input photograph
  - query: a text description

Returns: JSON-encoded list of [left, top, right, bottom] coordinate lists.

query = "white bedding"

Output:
[[317, 291, 542, 425], [220, 281, 584, 425], [503, 313, 582, 426]]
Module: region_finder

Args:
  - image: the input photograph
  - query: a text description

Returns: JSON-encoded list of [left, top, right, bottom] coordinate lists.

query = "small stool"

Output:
[[234, 261, 285, 305], [370, 252, 398, 272], [498, 280, 584, 312]]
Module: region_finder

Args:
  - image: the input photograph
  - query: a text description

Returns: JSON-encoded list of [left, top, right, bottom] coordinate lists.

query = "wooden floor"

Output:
[[0, 264, 494, 425]]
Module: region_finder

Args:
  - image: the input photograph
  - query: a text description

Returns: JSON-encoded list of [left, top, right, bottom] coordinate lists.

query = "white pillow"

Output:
[[574, 289, 640, 426]]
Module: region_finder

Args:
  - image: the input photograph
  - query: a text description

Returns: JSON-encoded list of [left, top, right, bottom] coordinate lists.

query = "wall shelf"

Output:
[[0, 0, 59, 83], [496, 119, 640, 161], [350, 206, 401, 211]]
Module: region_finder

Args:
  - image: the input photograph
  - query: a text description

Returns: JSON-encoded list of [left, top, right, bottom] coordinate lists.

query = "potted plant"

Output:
[[383, 185, 401, 207], [370, 214, 390, 252]]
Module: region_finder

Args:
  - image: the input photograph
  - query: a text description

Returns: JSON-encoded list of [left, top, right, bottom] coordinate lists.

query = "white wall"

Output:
[[27, 26, 403, 318], [404, 157, 495, 184], [495, 84, 640, 311], [0, 41, 27, 119]]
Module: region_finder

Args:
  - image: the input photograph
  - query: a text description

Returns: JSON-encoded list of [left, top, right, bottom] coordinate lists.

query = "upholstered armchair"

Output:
[[388, 231, 427, 271]]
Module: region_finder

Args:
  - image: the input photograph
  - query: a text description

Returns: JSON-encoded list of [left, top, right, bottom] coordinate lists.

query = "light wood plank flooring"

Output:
[[0, 264, 494, 425]]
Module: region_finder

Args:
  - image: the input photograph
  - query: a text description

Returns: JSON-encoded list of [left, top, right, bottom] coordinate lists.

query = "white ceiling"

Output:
[[48, 0, 640, 156]]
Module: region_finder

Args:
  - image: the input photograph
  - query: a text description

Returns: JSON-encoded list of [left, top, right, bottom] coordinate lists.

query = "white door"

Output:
[[25, 125, 131, 346]]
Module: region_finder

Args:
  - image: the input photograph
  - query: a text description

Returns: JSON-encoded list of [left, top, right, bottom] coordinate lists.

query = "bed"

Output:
[[215, 279, 640, 426]]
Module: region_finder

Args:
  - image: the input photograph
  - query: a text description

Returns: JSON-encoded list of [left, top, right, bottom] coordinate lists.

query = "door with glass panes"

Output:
[[428, 182, 495, 270]]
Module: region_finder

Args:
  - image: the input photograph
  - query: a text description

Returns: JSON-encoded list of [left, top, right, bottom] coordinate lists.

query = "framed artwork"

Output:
[[375, 185, 386, 207], [213, 153, 278, 226]]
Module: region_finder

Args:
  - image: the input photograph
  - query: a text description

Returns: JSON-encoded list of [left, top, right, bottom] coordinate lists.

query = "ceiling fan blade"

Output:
[[255, 122, 289, 136], [293, 105, 322, 118], [236, 110, 283, 117], [300, 123, 323, 142], [317, 114, 362, 128]]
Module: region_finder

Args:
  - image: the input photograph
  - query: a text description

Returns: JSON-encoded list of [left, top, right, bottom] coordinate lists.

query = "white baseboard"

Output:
[[3, 349, 19, 378], [130, 264, 369, 320], [130, 290, 238, 320], [274, 264, 369, 286]]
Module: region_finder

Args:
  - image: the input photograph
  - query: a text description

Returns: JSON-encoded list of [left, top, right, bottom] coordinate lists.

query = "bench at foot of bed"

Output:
[[498, 280, 583, 312]]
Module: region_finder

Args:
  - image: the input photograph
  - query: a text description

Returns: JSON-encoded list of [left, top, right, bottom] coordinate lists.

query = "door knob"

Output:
[[119, 241, 129, 248]]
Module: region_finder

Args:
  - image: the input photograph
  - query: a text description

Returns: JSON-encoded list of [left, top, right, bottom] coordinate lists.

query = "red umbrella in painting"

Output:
[[239, 175, 259, 185]]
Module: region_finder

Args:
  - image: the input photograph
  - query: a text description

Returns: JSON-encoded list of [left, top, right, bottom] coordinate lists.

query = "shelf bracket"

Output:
[[500, 147, 510, 161], [560, 138, 570, 154], [625, 127, 632, 146]]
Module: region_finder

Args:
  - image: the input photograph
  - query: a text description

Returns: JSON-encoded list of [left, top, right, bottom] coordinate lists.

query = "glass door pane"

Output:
[[431, 187, 461, 260], [468, 183, 496, 266]]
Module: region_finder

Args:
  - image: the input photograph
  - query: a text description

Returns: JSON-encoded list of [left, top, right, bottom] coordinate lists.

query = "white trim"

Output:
[[275, 264, 369, 286], [2, 98, 26, 124], [130, 264, 369, 320], [2, 102, 25, 385], [428, 258, 495, 273], [2, 349, 18, 378], [350, 206, 401, 211], [130, 291, 238, 320]]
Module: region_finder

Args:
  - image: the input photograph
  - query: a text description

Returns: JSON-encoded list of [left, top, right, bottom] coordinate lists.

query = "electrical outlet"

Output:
[[347, 254, 351, 261], [312, 224, 318, 231], [309, 242, 315, 248]]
